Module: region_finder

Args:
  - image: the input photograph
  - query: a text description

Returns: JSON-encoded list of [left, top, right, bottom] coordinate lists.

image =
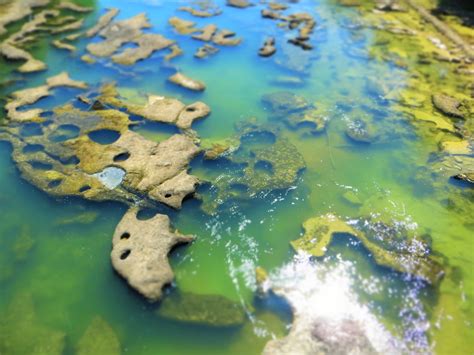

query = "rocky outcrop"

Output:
[[168, 72, 206, 91], [58, 1, 93, 13], [259, 37, 276, 57], [291, 214, 445, 284], [212, 29, 242, 46], [86, 13, 174, 65], [179, 6, 222, 18], [85, 8, 119, 38], [432, 93, 465, 119], [5, 72, 87, 122], [195, 44, 219, 59], [169, 17, 198, 34], [192, 24, 218, 42], [226, 0, 253, 8], [0, 0, 49, 36], [111, 208, 194, 302]]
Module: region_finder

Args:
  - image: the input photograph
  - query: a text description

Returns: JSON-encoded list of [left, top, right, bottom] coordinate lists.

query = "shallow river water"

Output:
[[0, 0, 472, 354]]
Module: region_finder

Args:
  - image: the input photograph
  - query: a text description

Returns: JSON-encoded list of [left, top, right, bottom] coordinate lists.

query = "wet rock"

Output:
[[268, 2, 288, 11], [6, 72, 87, 122], [164, 44, 183, 61], [288, 37, 313, 50], [81, 54, 96, 64], [76, 316, 121, 355], [176, 101, 211, 129], [50, 18, 84, 34], [194, 44, 219, 59], [86, 13, 174, 65], [85, 8, 119, 38], [179, 6, 222, 18], [0, 0, 49, 36], [0, 292, 65, 355], [291, 214, 445, 284], [261, 9, 285, 20], [212, 29, 242, 46], [432, 93, 465, 119], [169, 16, 198, 35], [58, 1, 93, 13], [111, 208, 194, 302], [226, 0, 252, 8], [259, 37, 276, 57], [192, 24, 217, 42], [52, 39, 76, 51], [345, 118, 377, 144], [157, 292, 246, 326], [168, 72, 206, 91], [452, 172, 474, 184]]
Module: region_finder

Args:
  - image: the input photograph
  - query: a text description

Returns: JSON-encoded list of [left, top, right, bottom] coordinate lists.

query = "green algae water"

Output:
[[0, 0, 473, 354]]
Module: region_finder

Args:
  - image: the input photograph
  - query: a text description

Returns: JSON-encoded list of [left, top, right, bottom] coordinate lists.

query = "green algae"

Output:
[[0, 293, 65, 355], [291, 214, 445, 284], [157, 292, 246, 327], [76, 316, 121, 355]]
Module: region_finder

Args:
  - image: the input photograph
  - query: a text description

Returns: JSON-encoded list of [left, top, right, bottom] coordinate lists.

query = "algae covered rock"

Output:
[[432, 93, 465, 119], [157, 292, 246, 327], [0, 293, 65, 355], [76, 316, 121, 355], [111, 208, 194, 302], [291, 214, 445, 284], [345, 117, 378, 144]]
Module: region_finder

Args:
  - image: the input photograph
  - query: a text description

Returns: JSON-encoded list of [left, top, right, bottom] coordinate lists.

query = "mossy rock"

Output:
[[157, 292, 246, 327], [76, 316, 121, 355], [291, 214, 445, 284], [0, 293, 65, 355]]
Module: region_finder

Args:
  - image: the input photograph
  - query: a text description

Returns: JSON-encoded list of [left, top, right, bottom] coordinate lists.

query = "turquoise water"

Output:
[[0, 0, 473, 354]]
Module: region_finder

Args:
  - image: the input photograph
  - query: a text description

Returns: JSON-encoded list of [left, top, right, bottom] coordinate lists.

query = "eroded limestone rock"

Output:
[[212, 29, 242, 46], [259, 37, 276, 57], [179, 6, 222, 18], [0, 0, 49, 36], [169, 17, 198, 35], [58, 1, 93, 13], [168, 72, 206, 91], [111, 208, 194, 302], [226, 0, 253, 8], [291, 214, 445, 284], [432, 93, 465, 119], [85, 8, 120, 38], [192, 24, 217, 42], [157, 292, 245, 326], [195, 44, 219, 59]]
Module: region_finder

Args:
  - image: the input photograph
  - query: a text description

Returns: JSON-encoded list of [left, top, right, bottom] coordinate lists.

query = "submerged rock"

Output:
[[76, 316, 121, 355], [261, 91, 310, 115], [290, 214, 445, 284], [157, 292, 246, 327], [0, 293, 65, 355], [168, 72, 206, 91], [111, 208, 194, 302], [345, 118, 378, 144], [58, 1, 93, 13]]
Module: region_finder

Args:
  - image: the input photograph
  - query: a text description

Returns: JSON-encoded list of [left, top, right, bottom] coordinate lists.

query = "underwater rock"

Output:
[[164, 44, 183, 61], [58, 1, 92, 12], [342, 190, 363, 206], [212, 29, 242, 46], [11, 226, 35, 261], [291, 214, 445, 284], [259, 37, 276, 57], [262, 91, 310, 115], [157, 292, 246, 326], [192, 24, 217, 42], [345, 118, 377, 144], [169, 16, 198, 35], [432, 93, 464, 119], [452, 172, 474, 184], [168, 72, 206, 91], [195, 44, 219, 59], [85, 7, 119, 38], [54, 211, 99, 226], [226, 0, 252, 8], [5, 72, 87, 122], [270, 75, 304, 86], [52, 39, 76, 52], [111, 208, 194, 302], [81, 54, 97, 64], [76, 316, 121, 355], [275, 41, 316, 74], [0, 292, 65, 355]]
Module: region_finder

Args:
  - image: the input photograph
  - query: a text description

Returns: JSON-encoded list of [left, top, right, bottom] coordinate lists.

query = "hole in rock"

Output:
[[120, 249, 131, 260], [60, 155, 80, 165], [164, 193, 172, 198], [48, 179, 62, 188], [29, 161, 53, 170], [254, 160, 274, 175], [120, 232, 130, 240], [48, 124, 80, 142], [186, 106, 197, 112], [20, 123, 43, 137], [23, 144, 44, 153], [113, 152, 130, 162], [79, 185, 91, 193], [88, 129, 121, 145]]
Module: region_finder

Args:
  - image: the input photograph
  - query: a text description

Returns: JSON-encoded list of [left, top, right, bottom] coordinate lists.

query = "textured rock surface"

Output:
[[157, 292, 246, 326], [111, 208, 194, 302], [168, 72, 206, 91], [432, 93, 464, 119], [291, 214, 445, 284], [76, 316, 121, 355], [259, 37, 276, 57], [0, 0, 49, 35], [195, 44, 219, 59]]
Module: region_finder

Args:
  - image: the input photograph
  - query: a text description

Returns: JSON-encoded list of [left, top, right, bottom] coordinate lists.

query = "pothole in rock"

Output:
[[92, 167, 126, 189], [48, 124, 80, 142], [88, 129, 121, 144]]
